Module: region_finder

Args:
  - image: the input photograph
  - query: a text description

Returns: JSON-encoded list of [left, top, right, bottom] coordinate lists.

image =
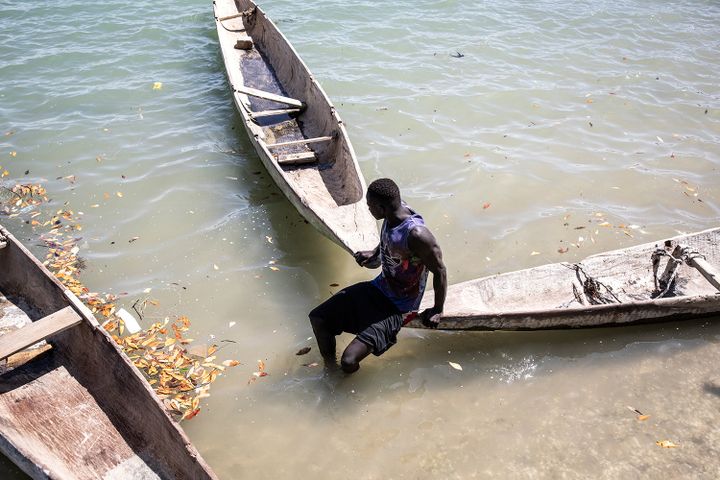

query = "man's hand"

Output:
[[420, 306, 442, 329], [353, 250, 380, 269]]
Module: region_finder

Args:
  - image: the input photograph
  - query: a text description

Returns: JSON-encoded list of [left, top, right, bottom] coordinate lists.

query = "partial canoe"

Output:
[[0, 224, 217, 480], [213, 0, 379, 254], [409, 227, 720, 330]]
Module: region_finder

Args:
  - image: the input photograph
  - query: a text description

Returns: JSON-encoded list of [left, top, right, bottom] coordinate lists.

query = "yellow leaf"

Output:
[[10, 151, 17, 157], [269, 266, 280, 271], [116, 191, 123, 198], [152, 82, 163, 90], [222, 359, 240, 367], [530, 251, 540, 256], [638, 415, 650, 421], [656, 440, 678, 448]]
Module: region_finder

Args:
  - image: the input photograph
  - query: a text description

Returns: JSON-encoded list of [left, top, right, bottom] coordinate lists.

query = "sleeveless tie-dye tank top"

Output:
[[371, 206, 429, 313]]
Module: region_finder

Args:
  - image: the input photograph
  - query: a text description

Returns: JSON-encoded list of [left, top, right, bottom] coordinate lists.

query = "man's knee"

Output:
[[340, 353, 360, 374]]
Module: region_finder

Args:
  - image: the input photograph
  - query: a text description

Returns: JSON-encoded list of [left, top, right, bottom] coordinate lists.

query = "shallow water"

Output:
[[1, 0, 719, 478]]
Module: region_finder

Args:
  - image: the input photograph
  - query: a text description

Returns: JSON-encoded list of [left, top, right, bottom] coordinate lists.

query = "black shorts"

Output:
[[309, 282, 403, 356]]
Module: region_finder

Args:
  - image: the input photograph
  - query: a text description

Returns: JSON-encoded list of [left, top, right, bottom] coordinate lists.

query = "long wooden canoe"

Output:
[[213, 0, 379, 254], [409, 227, 720, 330], [0, 225, 217, 479]]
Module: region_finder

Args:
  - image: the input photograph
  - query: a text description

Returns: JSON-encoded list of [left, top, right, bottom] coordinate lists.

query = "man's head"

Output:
[[367, 178, 401, 220]]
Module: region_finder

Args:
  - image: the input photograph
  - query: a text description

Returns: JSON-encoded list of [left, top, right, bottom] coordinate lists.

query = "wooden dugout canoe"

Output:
[[0, 225, 217, 480], [408, 227, 720, 331], [213, 0, 379, 254]]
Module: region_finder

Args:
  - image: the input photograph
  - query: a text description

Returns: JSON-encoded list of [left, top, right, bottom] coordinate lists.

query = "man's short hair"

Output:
[[367, 178, 401, 207]]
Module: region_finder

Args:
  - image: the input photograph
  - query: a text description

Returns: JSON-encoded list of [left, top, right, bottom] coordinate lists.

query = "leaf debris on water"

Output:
[[448, 361, 463, 371], [296, 347, 311, 356], [656, 440, 678, 448]]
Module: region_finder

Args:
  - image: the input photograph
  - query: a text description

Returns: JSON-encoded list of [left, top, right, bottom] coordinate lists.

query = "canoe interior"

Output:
[[215, 0, 379, 253], [412, 228, 720, 330], [0, 226, 216, 480], [219, 0, 362, 205]]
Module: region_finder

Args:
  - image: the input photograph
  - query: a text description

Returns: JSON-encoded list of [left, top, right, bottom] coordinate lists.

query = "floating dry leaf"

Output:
[[530, 251, 540, 256], [269, 266, 280, 271], [656, 440, 678, 448], [265, 235, 273, 244], [558, 247, 569, 253], [638, 415, 650, 421], [482, 202, 491, 210], [330, 283, 339, 287], [116, 191, 123, 198], [448, 361, 463, 371], [296, 347, 311, 356], [303, 362, 319, 367], [152, 82, 163, 90]]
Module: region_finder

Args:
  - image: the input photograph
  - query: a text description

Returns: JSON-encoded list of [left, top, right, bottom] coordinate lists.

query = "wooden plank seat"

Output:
[[234, 85, 304, 108], [276, 151, 317, 165], [0, 306, 82, 361], [249, 108, 302, 119], [265, 135, 332, 149]]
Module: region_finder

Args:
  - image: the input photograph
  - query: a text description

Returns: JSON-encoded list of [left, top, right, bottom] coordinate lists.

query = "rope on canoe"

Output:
[[566, 264, 621, 305], [216, 6, 256, 33], [651, 245, 710, 298], [651, 247, 681, 298]]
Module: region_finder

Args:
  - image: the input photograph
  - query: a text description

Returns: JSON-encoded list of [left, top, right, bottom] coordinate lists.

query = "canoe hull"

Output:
[[410, 227, 720, 331], [214, 0, 379, 254], [0, 225, 217, 480]]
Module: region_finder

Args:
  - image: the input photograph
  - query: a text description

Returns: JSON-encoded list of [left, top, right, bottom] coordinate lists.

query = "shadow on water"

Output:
[[0, 453, 28, 479], [264, 314, 720, 414], [703, 381, 720, 398]]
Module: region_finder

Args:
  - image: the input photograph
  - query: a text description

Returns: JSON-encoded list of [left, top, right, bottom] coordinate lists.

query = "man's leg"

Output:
[[340, 338, 372, 374], [309, 313, 337, 364]]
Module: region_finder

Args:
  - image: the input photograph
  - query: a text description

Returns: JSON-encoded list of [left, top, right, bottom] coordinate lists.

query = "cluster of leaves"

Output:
[[0, 182, 48, 216], [1, 170, 239, 421], [109, 316, 239, 420]]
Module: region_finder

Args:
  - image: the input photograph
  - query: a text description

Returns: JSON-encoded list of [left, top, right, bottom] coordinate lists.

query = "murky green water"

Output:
[[1, 0, 719, 477]]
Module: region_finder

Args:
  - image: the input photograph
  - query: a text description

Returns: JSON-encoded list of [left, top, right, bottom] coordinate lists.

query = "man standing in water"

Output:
[[309, 178, 447, 374]]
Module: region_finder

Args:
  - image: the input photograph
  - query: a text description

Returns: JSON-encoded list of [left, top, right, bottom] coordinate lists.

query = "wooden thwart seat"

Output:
[[0, 306, 82, 361], [250, 108, 302, 119], [235, 85, 305, 108], [276, 151, 317, 165], [266, 136, 332, 149]]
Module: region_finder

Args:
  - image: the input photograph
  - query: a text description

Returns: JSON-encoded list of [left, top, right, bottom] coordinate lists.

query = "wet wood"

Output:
[[214, 0, 379, 254], [0, 224, 218, 479], [409, 227, 720, 331], [0, 306, 81, 360]]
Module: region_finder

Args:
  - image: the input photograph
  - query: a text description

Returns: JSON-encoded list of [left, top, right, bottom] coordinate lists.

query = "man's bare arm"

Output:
[[408, 226, 446, 327]]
